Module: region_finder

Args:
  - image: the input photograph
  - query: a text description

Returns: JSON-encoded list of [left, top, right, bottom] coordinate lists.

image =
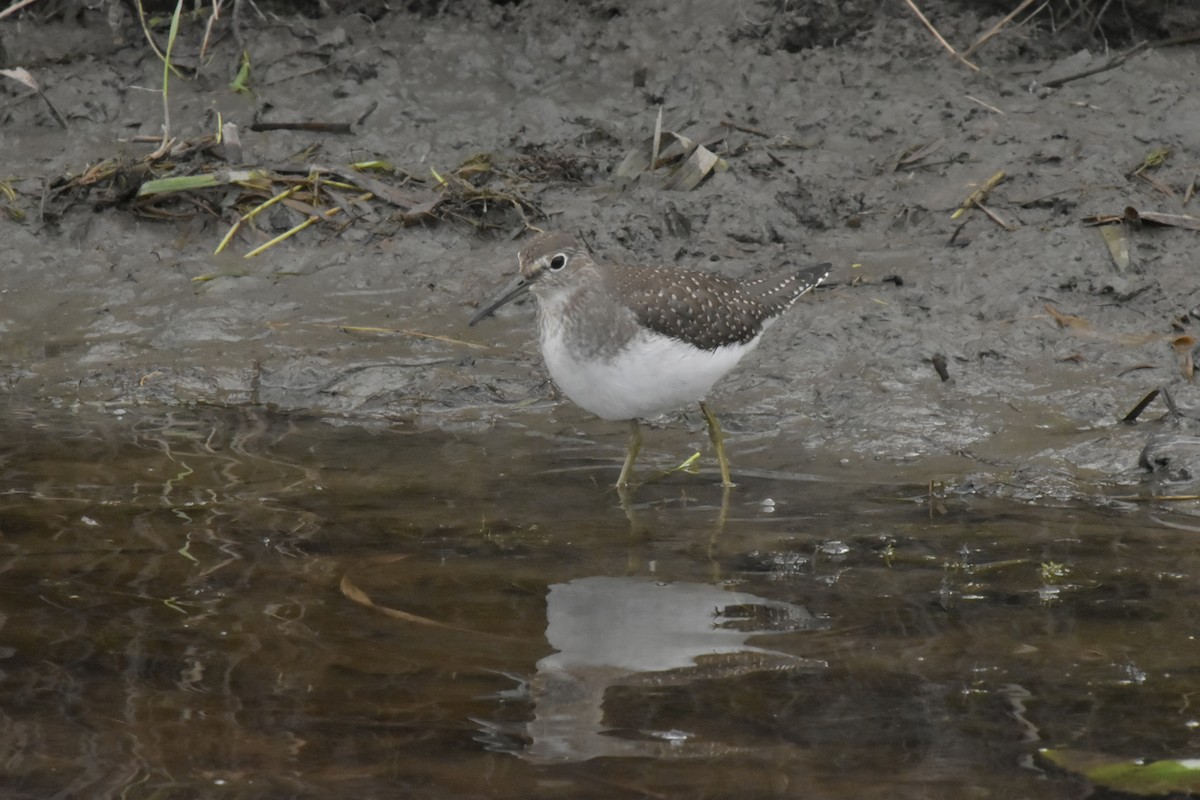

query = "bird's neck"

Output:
[[536, 266, 640, 361]]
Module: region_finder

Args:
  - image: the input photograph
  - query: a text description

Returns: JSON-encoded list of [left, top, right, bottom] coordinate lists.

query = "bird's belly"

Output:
[[540, 328, 759, 421]]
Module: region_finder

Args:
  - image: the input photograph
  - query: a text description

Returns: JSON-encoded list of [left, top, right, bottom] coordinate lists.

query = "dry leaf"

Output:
[[614, 125, 727, 190], [662, 144, 722, 191], [1173, 335, 1196, 381], [1098, 224, 1130, 271], [1124, 206, 1200, 231], [1044, 303, 1090, 331], [339, 573, 461, 630], [0, 67, 39, 91]]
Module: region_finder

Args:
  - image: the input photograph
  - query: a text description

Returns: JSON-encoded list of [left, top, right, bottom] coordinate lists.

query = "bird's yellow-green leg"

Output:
[[616, 419, 643, 487], [699, 401, 735, 488]]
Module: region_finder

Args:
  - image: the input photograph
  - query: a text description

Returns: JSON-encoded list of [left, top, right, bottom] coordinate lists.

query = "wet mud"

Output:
[[3, 2, 1200, 499]]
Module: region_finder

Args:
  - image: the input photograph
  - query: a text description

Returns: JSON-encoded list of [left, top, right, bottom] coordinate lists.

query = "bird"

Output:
[[469, 232, 830, 488]]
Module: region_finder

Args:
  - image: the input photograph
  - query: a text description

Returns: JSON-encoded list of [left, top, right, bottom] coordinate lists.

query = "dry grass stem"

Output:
[[952, 170, 1006, 220], [1041, 40, 1149, 88], [903, 0, 980, 71], [963, 0, 1040, 58], [975, 201, 1016, 230], [0, 0, 40, 21], [965, 95, 1004, 114], [314, 324, 488, 350]]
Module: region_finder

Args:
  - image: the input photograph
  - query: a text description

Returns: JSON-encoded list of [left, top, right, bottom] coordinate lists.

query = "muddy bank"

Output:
[[2, 1, 1199, 500]]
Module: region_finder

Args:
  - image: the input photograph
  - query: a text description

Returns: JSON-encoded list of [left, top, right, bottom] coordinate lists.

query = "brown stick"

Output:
[[0, 0, 40, 21], [974, 200, 1016, 231], [720, 119, 769, 138], [963, 0, 1039, 58], [1160, 29, 1200, 47], [248, 121, 355, 134], [1122, 389, 1159, 423], [1041, 41, 1149, 88], [902, 0, 980, 72]]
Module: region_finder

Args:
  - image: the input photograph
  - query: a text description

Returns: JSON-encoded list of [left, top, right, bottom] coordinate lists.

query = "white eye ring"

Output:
[[549, 253, 568, 271]]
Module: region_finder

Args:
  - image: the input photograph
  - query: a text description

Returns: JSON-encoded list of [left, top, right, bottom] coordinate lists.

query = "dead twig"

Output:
[[1160, 29, 1200, 47], [951, 170, 1006, 220], [964, 95, 1004, 114], [199, 0, 226, 63], [0, 67, 68, 129], [902, 0, 980, 72], [314, 323, 488, 350], [890, 139, 943, 172], [963, 0, 1039, 58], [973, 200, 1016, 231], [1136, 172, 1177, 201], [248, 121, 355, 134], [45, 130, 555, 255], [720, 119, 770, 138], [1122, 388, 1159, 423], [0, 0, 40, 21], [1041, 40, 1150, 89]]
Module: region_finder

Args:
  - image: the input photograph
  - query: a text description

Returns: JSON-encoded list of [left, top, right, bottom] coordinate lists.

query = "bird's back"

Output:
[[607, 262, 830, 351]]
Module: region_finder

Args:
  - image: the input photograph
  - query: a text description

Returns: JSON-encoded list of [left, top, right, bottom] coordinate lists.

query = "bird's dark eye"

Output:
[[549, 254, 567, 271]]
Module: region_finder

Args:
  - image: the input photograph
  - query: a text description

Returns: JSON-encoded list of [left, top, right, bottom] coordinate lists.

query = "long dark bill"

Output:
[[468, 273, 532, 326]]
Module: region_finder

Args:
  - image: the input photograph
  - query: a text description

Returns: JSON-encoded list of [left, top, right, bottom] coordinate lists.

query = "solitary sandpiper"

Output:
[[470, 232, 830, 487]]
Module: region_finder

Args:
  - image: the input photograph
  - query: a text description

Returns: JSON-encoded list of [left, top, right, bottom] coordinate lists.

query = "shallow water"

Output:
[[1, 405, 1197, 799]]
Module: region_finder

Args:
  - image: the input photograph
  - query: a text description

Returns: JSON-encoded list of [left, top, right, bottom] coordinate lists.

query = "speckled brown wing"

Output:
[[607, 263, 830, 351]]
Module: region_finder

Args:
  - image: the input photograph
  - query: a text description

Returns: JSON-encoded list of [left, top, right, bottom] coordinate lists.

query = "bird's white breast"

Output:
[[539, 322, 760, 421]]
